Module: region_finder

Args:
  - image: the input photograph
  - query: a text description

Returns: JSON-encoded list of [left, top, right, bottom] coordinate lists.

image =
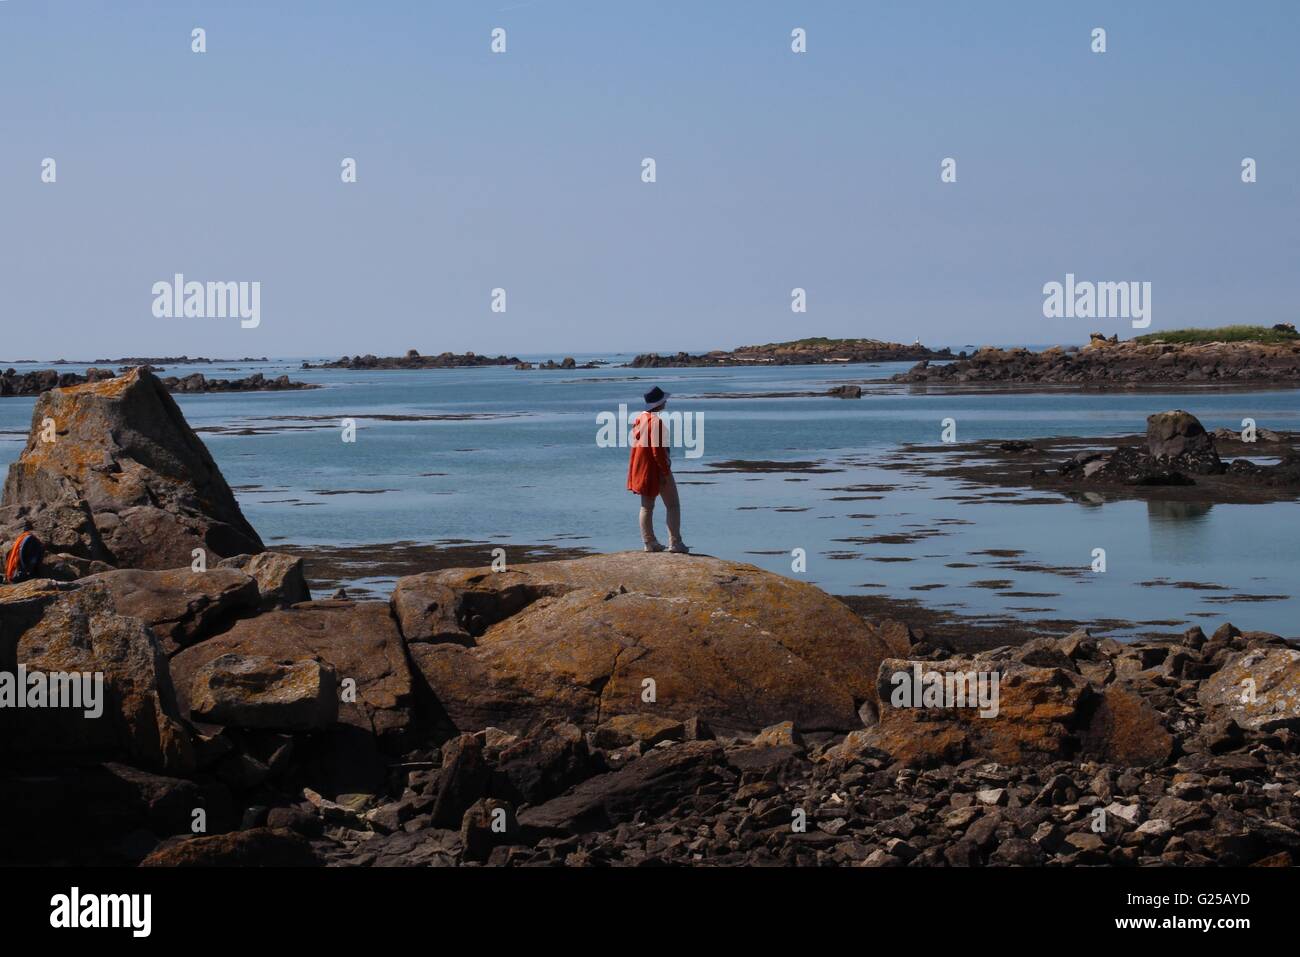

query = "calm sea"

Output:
[[2, 356, 1296, 637]]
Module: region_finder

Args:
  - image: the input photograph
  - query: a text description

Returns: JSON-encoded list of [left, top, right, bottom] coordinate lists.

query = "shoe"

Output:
[[643, 540, 666, 553], [667, 541, 690, 554]]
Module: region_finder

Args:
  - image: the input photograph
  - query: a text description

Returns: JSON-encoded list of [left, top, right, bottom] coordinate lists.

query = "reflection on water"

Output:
[[1148, 500, 1215, 523], [1147, 500, 1215, 570]]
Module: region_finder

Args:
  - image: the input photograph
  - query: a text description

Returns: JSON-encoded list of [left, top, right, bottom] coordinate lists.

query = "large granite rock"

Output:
[[216, 552, 311, 610], [83, 567, 260, 654], [189, 653, 338, 731], [1199, 647, 1300, 731], [1146, 410, 1215, 460], [0, 368, 263, 569], [169, 601, 415, 744], [394, 552, 890, 735], [0, 498, 110, 564], [857, 657, 1172, 768], [0, 579, 193, 773]]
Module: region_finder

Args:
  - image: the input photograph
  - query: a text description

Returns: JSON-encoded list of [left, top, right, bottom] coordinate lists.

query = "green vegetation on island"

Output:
[[1134, 324, 1298, 345]]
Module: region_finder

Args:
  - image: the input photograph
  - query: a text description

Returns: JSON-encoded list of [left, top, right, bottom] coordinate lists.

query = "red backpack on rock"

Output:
[[4, 532, 44, 584]]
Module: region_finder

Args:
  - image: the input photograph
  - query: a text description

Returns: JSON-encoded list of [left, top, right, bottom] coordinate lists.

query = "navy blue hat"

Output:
[[643, 386, 669, 410]]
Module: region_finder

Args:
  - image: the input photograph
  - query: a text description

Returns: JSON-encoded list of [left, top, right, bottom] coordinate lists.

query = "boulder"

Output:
[[216, 552, 311, 610], [168, 601, 415, 744], [460, 798, 519, 862], [0, 762, 219, 864], [860, 658, 1172, 768], [397, 553, 890, 735], [140, 827, 319, 866], [861, 658, 1086, 767], [1079, 685, 1175, 767], [1199, 647, 1300, 731], [1146, 410, 1214, 460], [517, 741, 723, 834], [431, 734, 492, 828], [84, 567, 260, 654], [0, 580, 193, 773], [0, 498, 110, 564], [494, 721, 595, 805], [32, 551, 115, 582], [0, 368, 263, 569], [189, 654, 339, 731], [592, 713, 685, 750]]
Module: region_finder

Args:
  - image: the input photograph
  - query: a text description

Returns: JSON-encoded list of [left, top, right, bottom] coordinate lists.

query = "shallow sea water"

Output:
[[1, 356, 1296, 637]]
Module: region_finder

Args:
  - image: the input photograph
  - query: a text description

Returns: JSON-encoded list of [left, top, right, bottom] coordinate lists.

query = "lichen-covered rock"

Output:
[[1199, 647, 1300, 731], [189, 654, 338, 731], [861, 657, 1172, 768], [398, 552, 890, 735], [168, 601, 415, 745], [0, 498, 110, 564], [216, 552, 311, 610], [592, 713, 685, 750], [0, 368, 263, 569], [84, 567, 260, 654], [0, 581, 193, 773]]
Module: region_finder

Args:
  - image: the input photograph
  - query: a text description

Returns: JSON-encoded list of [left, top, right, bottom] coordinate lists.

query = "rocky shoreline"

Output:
[[2, 370, 1297, 868], [304, 351, 522, 370], [885, 412, 1300, 507], [892, 335, 1300, 389], [39, 356, 271, 365], [628, 337, 953, 368], [1, 367, 316, 397]]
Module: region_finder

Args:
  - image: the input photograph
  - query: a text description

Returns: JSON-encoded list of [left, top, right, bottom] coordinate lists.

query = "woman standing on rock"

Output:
[[627, 387, 689, 554]]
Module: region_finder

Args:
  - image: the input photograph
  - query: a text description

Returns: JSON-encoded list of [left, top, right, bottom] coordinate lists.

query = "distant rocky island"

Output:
[[514, 357, 602, 370], [627, 337, 954, 368], [893, 326, 1300, 389], [1, 367, 315, 397], [42, 355, 270, 365], [304, 350, 522, 370]]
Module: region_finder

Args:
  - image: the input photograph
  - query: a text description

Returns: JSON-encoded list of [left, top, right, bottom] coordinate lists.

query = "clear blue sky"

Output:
[[1, 0, 1296, 359]]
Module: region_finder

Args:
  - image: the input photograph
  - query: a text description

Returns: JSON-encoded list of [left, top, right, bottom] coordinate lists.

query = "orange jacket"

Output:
[[627, 411, 671, 496]]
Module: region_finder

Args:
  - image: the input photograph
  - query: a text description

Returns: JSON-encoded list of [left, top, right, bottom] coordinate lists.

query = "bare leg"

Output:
[[639, 493, 662, 549], [659, 473, 683, 547]]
